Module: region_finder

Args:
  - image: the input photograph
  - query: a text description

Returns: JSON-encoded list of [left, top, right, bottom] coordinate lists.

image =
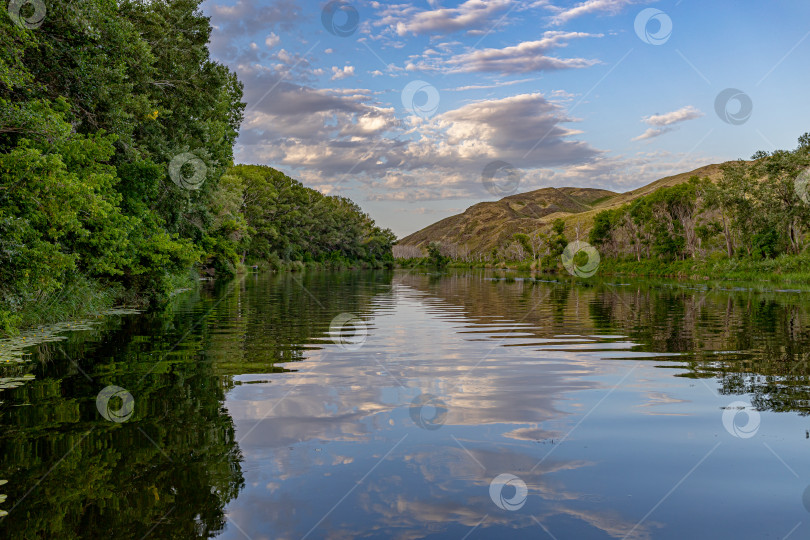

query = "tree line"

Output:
[[589, 134, 810, 262], [0, 0, 394, 332], [214, 165, 395, 274]]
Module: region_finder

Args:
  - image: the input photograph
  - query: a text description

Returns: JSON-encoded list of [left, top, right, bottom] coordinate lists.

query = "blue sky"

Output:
[[201, 0, 810, 237]]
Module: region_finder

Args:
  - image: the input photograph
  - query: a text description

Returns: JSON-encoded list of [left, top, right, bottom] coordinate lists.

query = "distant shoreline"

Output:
[[396, 253, 810, 291]]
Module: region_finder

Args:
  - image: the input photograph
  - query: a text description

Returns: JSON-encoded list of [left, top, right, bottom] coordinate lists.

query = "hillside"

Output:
[[399, 162, 733, 254]]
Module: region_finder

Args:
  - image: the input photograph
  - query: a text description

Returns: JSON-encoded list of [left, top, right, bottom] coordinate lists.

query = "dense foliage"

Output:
[[212, 165, 396, 274], [0, 1, 394, 333], [589, 134, 810, 262]]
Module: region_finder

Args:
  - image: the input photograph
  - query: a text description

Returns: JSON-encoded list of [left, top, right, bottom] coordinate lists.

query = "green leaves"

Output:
[[0, 0, 241, 322], [0, 0, 389, 333], [219, 165, 395, 268], [578, 133, 810, 264]]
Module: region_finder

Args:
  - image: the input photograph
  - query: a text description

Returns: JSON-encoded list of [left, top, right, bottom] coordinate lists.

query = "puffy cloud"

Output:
[[331, 65, 356, 80], [264, 32, 280, 48], [232, 65, 402, 181], [236, 89, 601, 199], [238, 67, 393, 133], [205, 1, 326, 87], [430, 93, 599, 165], [228, 66, 713, 205]]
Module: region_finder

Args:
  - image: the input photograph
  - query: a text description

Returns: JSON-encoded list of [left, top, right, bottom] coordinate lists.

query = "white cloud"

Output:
[[233, 69, 718, 208], [428, 93, 599, 166], [374, 0, 514, 37], [632, 127, 673, 141], [549, 0, 640, 25], [642, 105, 704, 127], [236, 87, 600, 198], [331, 65, 356, 80], [265, 32, 280, 48], [632, 105, 704, 141], [441, 32, 601, 74], [276, 48, 292, 63]]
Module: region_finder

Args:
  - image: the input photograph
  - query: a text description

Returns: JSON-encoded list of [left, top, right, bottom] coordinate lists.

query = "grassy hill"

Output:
[[399, 162, 734, 254]]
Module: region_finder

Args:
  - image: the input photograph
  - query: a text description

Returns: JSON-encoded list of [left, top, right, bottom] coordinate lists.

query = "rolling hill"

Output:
[[398, 162, 733, 254]]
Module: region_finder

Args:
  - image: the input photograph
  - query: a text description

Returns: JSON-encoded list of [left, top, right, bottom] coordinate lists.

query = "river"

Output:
[[1, 270, 809, 539]]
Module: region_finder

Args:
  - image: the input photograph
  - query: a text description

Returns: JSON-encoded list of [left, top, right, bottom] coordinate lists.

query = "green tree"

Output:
[[426, 242, 449, 268], [750, 141, 810, 255], [512, 233, 533, 259], [548, 219, 568, 257]]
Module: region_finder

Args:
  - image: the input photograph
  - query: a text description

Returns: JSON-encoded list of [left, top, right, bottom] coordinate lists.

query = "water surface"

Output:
[[2, 270, 810, 539]]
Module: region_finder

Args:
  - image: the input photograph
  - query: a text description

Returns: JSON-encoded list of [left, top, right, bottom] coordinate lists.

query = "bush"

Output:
[[267, 253, 284, 272], [426, 242, 450, 268]]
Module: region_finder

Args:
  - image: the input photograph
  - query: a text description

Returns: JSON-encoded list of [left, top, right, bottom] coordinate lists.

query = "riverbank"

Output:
[[396, 252, 810, 288], [595, 253, 810, 285], [8, 251, 802, 337], [0, 276, 123, 337], [0, 259, 395, 337]]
